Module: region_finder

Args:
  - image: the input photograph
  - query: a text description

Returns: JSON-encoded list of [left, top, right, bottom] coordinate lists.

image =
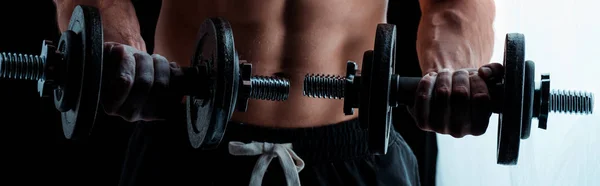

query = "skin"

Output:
[[53, 0, 499, 138]]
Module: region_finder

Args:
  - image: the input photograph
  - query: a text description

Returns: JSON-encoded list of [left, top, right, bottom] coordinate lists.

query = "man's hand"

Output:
[[102, 42, 178, 122], [410, 64, 503, 138], [414, 0, 496, 137]]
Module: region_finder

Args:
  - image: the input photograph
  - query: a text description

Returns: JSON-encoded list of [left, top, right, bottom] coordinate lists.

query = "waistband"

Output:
[[224, 118, 370, 163]]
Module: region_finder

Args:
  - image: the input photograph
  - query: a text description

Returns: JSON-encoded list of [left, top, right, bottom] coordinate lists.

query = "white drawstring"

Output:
[[228, 141, 306, 186]]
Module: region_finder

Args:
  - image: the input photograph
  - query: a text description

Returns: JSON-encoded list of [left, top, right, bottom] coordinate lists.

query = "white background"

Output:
[[436, 0, 600, 185]]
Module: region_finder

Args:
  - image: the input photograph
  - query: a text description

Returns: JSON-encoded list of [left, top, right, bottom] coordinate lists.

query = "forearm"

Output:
[[417, 0, 496, 74], [53, 0, 146, 51]]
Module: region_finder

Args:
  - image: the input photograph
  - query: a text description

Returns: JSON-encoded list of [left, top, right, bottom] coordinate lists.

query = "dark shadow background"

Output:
[[0, 1, 436, 185]]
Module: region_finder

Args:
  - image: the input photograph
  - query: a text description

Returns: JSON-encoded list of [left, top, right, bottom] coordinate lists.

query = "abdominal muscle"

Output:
[[153, 0, 388, 128]]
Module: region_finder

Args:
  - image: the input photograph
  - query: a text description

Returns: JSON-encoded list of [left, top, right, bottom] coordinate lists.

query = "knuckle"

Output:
[[151, 54, 167, 63], [468, 70, 478, 76], [111, 43, 127, 53], [472, 92, 491, 101], [454, 69, 469, 76], [453, 86, 470, 97], [489, 62, 504, 70], [116, 73, 134, 88], [420, 77, 435, 88], [133, 74, 154, 90], [436, 86, 451, 97], [136, 73, 155, 88], [104, 42, 117, 54], [416, 93, 430, 102], [112, 46, 136, 66], [155, 76, 169, 88], [112, 44, 130, 59], [169, 62, 178, 68], [134, 52, 152, 62], [132, 55, 152, 69]]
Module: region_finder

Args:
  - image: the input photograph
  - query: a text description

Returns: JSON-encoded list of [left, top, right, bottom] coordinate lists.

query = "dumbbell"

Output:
[[0, 5, 290, 150], [184, 17, 290, 149], [302, 24, 594, 165]]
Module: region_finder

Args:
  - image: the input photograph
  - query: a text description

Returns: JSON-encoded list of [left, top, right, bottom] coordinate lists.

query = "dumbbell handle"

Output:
[[389, 75, 504, 113], [304, 74, 594, 115], [169, 66, 210, 98]]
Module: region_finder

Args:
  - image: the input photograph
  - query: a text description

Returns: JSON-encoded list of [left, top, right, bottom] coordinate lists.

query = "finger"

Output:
[[102, 44, 136, 115], [430, 69, 453, 134], [118, 52, 155, 122], [450, 69, 471, 138], [478, 63, 504, 83], [102, 42, 128, 79], [469, 72, 492, 136], [103, 42, 121, 51], [412, 72, 437, 131], [103, 42, 117, 60], [169, 61, 179, 68], [140, 54, 171, 120], [102, 42, 121, 84]]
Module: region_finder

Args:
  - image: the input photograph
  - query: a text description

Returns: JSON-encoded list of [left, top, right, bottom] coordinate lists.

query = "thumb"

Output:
[[478, 63, 504, 83]]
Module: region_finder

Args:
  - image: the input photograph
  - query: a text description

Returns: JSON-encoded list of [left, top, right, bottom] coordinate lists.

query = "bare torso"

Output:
[[154, 0, 388, 128]]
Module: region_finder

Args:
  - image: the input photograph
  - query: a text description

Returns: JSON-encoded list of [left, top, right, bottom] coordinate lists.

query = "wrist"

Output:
[[417, 6, 495, 74], [416, 24, 474, 73], [102, 27, 146, 51]]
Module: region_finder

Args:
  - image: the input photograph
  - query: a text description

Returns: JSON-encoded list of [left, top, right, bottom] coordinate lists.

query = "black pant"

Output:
[[119, 118, 420, 186]]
